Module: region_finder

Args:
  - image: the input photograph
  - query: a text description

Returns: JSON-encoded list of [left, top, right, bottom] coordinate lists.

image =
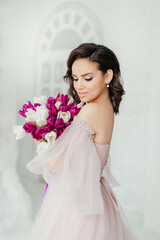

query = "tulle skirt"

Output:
[[26, 181, 138, 240]]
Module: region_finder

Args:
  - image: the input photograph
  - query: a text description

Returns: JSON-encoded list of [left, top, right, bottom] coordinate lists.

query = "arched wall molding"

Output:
[[34, 1, 104, 97]]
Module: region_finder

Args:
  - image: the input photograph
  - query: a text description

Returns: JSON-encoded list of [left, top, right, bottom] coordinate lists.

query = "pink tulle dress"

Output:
[[26, 116, 139, 240]]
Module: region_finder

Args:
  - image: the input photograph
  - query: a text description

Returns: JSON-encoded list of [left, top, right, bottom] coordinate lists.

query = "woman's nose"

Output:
[[77, 80, 84, 88]]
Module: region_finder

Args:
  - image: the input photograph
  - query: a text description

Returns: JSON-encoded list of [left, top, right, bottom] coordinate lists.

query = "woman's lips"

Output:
[[78, 92, 88, 97]]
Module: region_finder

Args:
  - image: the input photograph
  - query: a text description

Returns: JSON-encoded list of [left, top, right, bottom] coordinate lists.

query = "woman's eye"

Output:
[[85, 77, 92, 81], [73, 77, 93, 81]]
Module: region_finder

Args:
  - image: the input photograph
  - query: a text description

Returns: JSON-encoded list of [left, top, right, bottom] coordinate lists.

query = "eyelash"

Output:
[[73, 77, 93, 81]]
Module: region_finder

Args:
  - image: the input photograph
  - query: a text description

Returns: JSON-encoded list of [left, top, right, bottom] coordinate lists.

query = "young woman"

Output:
[[27, 43, 139, 239]]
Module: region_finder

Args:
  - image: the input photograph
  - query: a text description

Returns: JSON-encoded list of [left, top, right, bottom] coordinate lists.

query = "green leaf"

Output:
[[32, 152, 38, 159]]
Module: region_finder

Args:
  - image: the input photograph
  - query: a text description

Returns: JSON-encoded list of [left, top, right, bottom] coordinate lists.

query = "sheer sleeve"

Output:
[[26, 116, 104, 215]]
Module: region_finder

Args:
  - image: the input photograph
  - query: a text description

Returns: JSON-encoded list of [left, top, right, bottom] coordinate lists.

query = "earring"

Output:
[[106, 83, 109, 88]]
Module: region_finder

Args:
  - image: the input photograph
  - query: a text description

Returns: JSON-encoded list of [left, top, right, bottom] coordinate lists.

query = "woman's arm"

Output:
[[34, 137, 68, 172]]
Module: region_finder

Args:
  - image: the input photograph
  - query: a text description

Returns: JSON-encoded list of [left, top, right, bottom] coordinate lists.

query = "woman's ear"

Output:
[[105, 69, 113, 84]]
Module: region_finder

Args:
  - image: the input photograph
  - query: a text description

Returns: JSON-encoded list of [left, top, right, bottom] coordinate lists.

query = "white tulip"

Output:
[[33, 95, 47, 105], [25, 105, 49, 126], [13, 125, 26, 140], [45, 131, 57, 144], [25, 108, 37, 122], [55, 101, 61, 110], [35, 105, 49, 127], [57, 111, 71, 123], [36, 117, 48, 127]]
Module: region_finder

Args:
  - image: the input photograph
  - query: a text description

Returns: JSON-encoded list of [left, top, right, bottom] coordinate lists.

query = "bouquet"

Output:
[[13, 93, 83, 197]]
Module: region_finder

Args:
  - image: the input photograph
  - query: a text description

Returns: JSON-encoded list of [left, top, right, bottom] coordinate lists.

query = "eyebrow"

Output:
[[71, 73, 93, 77]]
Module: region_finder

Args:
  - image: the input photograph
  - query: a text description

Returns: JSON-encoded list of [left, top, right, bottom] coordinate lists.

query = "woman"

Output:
[[27, 43, 139, 239]]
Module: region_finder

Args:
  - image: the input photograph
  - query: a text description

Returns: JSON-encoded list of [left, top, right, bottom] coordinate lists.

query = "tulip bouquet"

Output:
[[13, 93, 83, 155], [13, 93, 83, 198]]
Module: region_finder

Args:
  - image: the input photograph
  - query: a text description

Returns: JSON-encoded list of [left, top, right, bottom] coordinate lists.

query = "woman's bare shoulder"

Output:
[[77, 103, 98, 117], [76, 103, 105, 134], [77, 102, 114, 143]]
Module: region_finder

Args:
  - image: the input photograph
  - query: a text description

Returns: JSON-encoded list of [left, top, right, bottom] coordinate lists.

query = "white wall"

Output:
[[144, 0, 160, 234]]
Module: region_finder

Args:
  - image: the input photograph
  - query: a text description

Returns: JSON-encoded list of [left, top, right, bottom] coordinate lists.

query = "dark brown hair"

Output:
[[63, 43, 125, 115]]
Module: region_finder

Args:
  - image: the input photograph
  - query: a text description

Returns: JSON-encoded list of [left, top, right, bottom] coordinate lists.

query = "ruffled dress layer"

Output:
[[26, 116, 139, 240]]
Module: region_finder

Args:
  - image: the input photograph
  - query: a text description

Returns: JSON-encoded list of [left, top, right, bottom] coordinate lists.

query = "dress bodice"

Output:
[[94, 144, 110, 173], [73, 116, 110, 173]]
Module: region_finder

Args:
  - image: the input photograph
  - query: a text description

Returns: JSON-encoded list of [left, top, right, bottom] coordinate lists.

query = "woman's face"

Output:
[[72, 58, 110, 103]]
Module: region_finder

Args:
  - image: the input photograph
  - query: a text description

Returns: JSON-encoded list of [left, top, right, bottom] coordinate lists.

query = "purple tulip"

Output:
[[54, 117, 65, 128], [67, 102, 76, 109], [46, 97, 55, 110], [58, 104, 67, 112], [52, 128, 59, 138], [55, 93, 60, 102], [41, 125, 52, 138], [33, 103, 41, 111], [48, 107, 57, 117], [23, 122, 37, 133], [69, 108, 80, 118], [55, 93, 70, 105], [31, 127, 42, 141], [47, 116, 56, 127], [55, 122, 71, 138], [18, 101, 41, 117], [18, 103, 32, 117]]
